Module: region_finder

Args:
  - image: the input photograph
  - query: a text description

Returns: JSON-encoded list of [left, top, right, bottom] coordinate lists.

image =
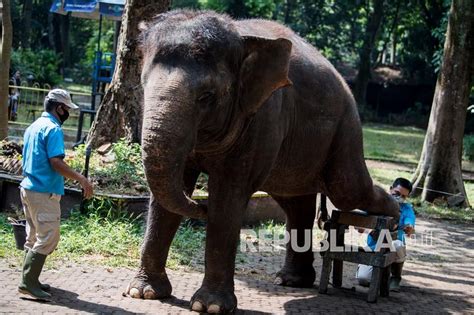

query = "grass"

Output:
[[0, 204, 206, 270], [363, 123, 474, 172], [363, 123, 425, 164]]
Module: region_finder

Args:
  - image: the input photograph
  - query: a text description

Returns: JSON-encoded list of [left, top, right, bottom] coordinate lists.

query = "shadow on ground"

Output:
[[34, 287, 138, 314]]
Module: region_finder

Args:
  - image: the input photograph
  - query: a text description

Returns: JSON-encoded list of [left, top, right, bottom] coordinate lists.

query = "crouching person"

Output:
[[356, 177, 416, 292], [18, 89, 93, 300]]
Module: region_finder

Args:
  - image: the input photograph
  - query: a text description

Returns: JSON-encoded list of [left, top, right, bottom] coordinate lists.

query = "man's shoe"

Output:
[[23, 250, 50, 291], [18, 250, 51, 301], [389, 277, 401, 292], [390, 262, 404, 292]]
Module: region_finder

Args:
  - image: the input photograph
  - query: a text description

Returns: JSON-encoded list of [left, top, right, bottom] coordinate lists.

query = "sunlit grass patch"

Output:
[[0, 206, 206, 270], [413, 199, 474, 222], [363, 123, 425, 164], [367, 167, 414, 188]]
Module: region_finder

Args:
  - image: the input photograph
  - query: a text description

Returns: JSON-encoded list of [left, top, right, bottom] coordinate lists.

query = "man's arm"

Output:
[[49, 157, 93, 199], [403, 225, 414, 236]]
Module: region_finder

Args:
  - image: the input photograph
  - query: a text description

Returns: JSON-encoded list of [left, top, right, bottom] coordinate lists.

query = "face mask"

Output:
[[392, 194, 406, 204], [57, 106, 70, 124]]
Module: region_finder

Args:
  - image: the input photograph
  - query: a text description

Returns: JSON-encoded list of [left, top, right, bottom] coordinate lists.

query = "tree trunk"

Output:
[[0, 0, 13, 140], [412, 0, 473, 207], [59, 14, 70, 69], [48, 12, 56, 50], [21, 0, 32, 48], [353, 0, 385, 107], [228, 0, 248, 19], [284, 0, 294, 25], [390, 31, 397, 64], [86, 0, 171, 148], [377, 0, 400, 66]]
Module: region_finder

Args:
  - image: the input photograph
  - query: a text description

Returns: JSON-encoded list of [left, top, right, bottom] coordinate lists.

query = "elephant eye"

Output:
[[197, 91, 216, 105]]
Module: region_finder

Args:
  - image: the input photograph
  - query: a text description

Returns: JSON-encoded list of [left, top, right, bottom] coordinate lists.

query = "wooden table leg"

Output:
[[319, 256, 332, 294], [333, 259, 343, 288], [332, 224, 345, 288], [367, 266, 381, 303], [380, 266, 390, 297]]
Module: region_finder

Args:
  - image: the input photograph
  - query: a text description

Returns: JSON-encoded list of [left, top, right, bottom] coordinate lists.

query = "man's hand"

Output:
[[50, 157, 94, 199], [79, 176, 94, 199], [403, 225, 414, 236]]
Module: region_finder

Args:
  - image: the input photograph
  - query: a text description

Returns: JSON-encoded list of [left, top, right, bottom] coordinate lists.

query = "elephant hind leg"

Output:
[[322, 112, 399, 218], [271, 194, 317, 288], [323, 155, 399, 218]]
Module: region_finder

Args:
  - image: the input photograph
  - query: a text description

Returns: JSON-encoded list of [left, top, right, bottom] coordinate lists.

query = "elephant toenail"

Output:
[[143, 285, 157, 299], [129, 288, 141, 298], [191, 301, 205, 312], [208, 304, 221, 313]]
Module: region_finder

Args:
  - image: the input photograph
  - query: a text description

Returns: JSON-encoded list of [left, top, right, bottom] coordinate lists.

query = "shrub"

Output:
[[67, 139, 147, 195], [11, 49, 62, 86], [464, 135, 474, 161]]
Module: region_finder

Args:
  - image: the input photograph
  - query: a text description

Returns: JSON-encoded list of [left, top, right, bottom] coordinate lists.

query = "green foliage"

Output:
[[173, 0, 202, 9], [198, 0, 228, 12], [56, 204, 144, 267], [11, 49, 62, 85], [84, 20, 116, 66], [67, 139, 147, 195], [0, 203, 206, 269], [463, 135, 474, 161], [168, 222, 206, 268], [109, 139, 145, 186], [244, 0, 279, 19], [430, 0, 450, 73]]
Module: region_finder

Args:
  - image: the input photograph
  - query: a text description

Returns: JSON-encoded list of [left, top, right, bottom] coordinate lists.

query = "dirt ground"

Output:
[[1, 158, 473, 314], [1, 215, 473, 314]]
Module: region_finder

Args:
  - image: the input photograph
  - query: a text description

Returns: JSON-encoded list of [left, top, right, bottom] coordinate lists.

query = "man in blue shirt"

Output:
[[356, 178, 416, 292], [18, 89, 93, 300]]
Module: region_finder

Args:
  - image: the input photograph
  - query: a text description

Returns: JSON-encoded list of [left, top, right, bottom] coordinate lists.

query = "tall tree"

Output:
[[0, 0, 13, 140], [20, 0, 32, 48], [87, 0, 171, 147], [353, 0, 385, 106], [59, 14, 70, 69], [412, 0, 473, 207]]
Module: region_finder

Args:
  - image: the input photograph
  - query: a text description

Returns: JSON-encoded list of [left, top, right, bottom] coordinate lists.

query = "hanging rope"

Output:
[[414, 186, 463, 197]]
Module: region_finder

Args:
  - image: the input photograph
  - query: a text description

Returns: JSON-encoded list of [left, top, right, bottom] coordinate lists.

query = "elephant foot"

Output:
[[125, 269, 172, 299], [274, 266, 315, 288], [190, 286, 237, 314]]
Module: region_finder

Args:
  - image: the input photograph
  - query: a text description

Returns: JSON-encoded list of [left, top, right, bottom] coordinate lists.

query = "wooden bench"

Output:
[[319, 208, 398, 303]]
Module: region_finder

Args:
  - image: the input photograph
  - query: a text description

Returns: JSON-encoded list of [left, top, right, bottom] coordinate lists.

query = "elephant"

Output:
[[125, 9, 399, 313]]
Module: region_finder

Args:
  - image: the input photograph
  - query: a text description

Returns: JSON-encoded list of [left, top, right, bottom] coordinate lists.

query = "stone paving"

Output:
[[1, 217, 473, 314]]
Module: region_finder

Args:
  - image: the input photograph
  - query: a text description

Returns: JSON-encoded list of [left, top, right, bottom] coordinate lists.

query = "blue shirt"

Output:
[[20, 112, 65, 195], [367, 203, 416, 250]]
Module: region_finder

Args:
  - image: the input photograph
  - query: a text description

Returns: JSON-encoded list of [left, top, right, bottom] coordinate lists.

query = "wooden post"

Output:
[[332, 224, 346, 288]]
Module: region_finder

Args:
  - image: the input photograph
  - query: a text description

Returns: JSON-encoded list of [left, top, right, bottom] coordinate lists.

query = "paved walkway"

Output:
[[1, 217, 473, 314]]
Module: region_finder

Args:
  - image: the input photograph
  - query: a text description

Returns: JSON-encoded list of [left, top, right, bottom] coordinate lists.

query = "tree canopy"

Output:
[[5, 0, 451, 87]]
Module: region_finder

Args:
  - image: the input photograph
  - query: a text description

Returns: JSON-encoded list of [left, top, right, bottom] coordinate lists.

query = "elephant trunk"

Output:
[[141, 97, 206, 220]]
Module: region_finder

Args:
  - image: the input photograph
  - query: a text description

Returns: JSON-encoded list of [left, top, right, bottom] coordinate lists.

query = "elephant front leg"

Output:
[[126, 168, 200, 299], [126, 196, 181, 299], [190, 183, 249, 313], [272, 194, 317, 288]]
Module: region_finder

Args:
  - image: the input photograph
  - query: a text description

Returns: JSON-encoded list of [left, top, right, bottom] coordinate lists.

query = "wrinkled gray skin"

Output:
[[125, 9, 399, 313]]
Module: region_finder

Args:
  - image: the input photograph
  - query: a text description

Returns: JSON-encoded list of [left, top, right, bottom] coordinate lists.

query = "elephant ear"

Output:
[[239, 36, 293, 115]]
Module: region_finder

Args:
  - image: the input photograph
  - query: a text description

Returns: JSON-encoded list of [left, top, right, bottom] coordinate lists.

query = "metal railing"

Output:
[[8, 84, 94, 146], [8, 84, 91, 121]]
